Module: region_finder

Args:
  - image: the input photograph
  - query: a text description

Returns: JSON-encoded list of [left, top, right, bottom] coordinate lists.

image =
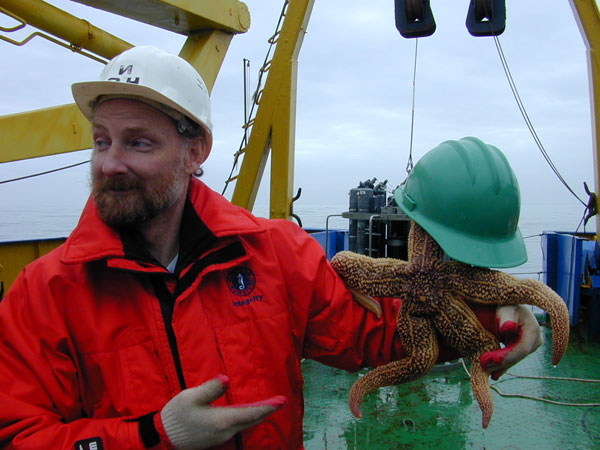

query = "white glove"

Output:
[[480, 305, 543, 380], [159, 375, 286, 450]]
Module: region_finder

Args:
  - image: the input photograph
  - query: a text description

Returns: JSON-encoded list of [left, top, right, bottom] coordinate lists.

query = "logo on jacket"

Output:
[[74, 438, 104, 450], [227, 267, 256, 297]]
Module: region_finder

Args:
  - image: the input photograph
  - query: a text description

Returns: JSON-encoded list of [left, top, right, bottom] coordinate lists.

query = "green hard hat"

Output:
[[395, 136, 527, 268]]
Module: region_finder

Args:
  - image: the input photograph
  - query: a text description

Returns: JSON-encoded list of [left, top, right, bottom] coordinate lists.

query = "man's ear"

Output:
[[185, 135, 211, 175]]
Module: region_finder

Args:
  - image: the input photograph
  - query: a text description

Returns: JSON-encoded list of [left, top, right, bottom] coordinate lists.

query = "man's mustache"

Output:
[[94, 177, 142, 193]]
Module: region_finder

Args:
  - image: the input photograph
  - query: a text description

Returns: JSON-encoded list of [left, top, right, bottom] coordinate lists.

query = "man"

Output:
[[0, 46, 542, 449]]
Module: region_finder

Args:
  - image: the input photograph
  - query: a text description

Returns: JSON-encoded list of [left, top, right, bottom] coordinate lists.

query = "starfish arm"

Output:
[[349, 304, 439, 417], [470, 358, 494, 429], [432, 293, 499, 428], [408, 221, 444, 267], [447, 263, 569, 365], [433, 293, 500, 357], [331, 251, 410, 297], [517, 279, 569, 365]]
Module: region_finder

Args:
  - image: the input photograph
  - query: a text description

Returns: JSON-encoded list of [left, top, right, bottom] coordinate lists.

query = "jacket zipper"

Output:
[[150, 277, 187, 390]]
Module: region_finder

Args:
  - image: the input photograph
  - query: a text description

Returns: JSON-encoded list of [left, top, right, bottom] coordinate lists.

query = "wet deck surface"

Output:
[[302, 325, 600, 449]]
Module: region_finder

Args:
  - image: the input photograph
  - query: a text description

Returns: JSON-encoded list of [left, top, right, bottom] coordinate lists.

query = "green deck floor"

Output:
[[302, 325, 600, 449]]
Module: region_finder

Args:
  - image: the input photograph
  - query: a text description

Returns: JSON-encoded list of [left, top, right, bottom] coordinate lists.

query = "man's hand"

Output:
[[480, 305, 543, 380], [159, 375, 287, 450]]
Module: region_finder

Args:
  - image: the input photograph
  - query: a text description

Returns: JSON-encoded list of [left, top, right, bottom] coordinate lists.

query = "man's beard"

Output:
[[91, 158, 187, 229]]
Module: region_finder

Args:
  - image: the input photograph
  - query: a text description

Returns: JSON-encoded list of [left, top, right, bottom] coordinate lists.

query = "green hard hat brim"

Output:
[[407, 211, 528, 268], [395, 185, 527, 268]]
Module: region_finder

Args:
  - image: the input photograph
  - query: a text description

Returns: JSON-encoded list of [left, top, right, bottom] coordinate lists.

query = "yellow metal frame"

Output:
[[72, 0, 251, 36], [0, 239, 65, 296], [230, 0, 314, 219], [570, 0, 600, 238]]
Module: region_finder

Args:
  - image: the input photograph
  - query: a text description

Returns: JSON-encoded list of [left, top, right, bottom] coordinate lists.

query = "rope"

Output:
[[505, 271, 544, 276], [490, 34, 586, 207], [0, 160, 89, 184], [406, 38, 419, 175], [505, 372, 600, 383], [522, 233, 542, 240], [460, 359, 600, 407], [490, 384, 600, 407], [242, 58, 251, 147]]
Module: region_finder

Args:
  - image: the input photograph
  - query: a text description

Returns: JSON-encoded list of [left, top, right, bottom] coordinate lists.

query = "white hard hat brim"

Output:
[[72, 80, 213, 149]]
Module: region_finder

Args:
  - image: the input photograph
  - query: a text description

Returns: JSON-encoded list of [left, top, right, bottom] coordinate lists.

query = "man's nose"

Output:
[[100, 144, 128, 176]]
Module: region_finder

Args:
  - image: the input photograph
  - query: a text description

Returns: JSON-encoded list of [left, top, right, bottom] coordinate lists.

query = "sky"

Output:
[[0, 0, 596, 230]]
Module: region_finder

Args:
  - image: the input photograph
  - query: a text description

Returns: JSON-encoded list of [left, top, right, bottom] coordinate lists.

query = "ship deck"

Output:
[[302, 322, 600, 449]]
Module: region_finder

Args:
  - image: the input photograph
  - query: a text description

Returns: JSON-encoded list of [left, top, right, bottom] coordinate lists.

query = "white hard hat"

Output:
[[72, 45, 213, 150]]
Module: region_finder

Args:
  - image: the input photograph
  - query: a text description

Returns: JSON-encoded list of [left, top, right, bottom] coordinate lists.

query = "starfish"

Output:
[[330, 220, 570, 428]]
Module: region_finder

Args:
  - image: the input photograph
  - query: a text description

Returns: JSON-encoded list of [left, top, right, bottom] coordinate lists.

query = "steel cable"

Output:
[[0, 160, 89, 184]]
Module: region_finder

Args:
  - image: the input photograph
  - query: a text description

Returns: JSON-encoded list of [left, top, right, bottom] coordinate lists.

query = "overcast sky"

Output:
[[0, 1, 595, 230]]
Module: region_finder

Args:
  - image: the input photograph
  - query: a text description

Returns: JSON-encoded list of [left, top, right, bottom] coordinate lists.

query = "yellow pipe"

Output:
[[0, 104, 91, 163], [0, 0, 132, 60], [570, 0, 600, 239]]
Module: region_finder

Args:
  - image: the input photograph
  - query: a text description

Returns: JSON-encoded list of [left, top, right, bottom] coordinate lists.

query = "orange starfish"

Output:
[[331, 220, 569, 428]]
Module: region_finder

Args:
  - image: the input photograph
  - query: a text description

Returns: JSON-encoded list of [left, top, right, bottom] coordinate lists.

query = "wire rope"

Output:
[[490, 34, 586, 207], [0, 160, 89, 184], [460, 359, 600, 407], [505, 372, 600, 383], [406, 38, 419, 175]]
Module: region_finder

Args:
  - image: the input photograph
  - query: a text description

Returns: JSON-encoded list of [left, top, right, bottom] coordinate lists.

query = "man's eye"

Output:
[[131, 139, 151, 149], [94, 139, 109, 149]]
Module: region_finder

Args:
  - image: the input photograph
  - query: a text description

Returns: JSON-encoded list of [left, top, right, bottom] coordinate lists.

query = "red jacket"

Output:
[[0, 179, 494, 449]]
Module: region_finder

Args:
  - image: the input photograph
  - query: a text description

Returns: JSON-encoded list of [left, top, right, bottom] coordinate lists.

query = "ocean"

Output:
[[0, 199, 593, 280]]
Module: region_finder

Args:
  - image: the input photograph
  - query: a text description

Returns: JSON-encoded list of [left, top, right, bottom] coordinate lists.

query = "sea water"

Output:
[[0, 199, 593, 279]]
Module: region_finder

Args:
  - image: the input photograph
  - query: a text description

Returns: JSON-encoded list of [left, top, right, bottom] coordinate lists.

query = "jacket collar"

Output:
[[61, 178, 264, 265]]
